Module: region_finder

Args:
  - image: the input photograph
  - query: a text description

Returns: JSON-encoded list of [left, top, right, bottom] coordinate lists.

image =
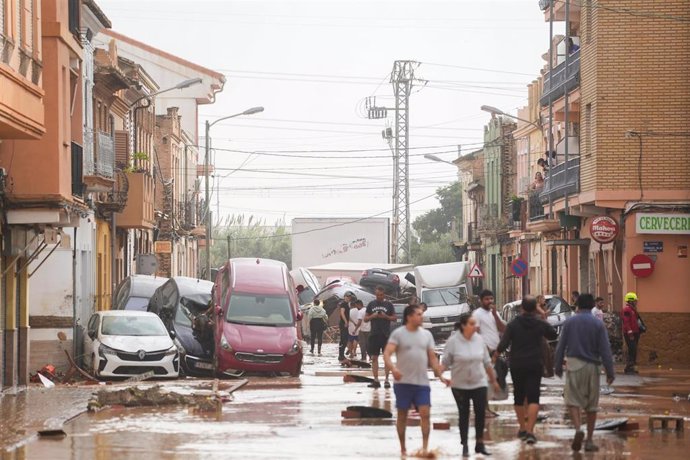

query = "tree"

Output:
[[412, 182, 462, 244], [211, 214, 292, 268], [411, 233, 458, 266]]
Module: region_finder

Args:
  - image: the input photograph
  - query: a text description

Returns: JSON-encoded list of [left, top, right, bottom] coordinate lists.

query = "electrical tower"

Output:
[[366, 60, 419, 263]]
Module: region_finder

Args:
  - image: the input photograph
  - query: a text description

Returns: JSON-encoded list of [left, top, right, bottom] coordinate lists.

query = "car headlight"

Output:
[[287, 339, 301, 355], [423, 317, 432, 324], [220, 334, 233, 352], [165, 346, 177, 356], [98, 344, 117, 357]]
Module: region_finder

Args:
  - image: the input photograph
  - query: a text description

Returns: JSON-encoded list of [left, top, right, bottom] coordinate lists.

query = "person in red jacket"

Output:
[[621, 292, 641, 375]]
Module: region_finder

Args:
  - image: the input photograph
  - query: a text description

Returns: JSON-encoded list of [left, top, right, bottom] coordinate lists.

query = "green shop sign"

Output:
[[636, 213, 690, 235]]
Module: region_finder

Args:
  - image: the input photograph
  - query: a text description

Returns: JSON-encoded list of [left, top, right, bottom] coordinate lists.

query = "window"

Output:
[[101, 315, 167, 336], [226, 294, 294, 326], [68, 0, 79, 37]]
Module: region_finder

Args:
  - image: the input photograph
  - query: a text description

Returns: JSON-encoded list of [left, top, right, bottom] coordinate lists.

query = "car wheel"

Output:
[[290, 359, 302, 377]]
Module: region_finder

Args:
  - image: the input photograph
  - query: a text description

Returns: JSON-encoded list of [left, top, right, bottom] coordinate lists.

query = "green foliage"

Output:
[[412, 181, 462, 244], [410, 232, 457, 266], [132, 152, 149, 161], [210, 214, 292, 268]]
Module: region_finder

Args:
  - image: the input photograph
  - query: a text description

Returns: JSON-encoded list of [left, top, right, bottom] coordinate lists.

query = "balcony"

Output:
[[478, 203, 510, 235], [116, 172, 155, 229], [541, 49, 580, 107], [84, 131, 115, 192], [539, 157, 579, 204], [467, 222, 480, 244], [539, 0, 581, 22], [71, 142, 84, 198]]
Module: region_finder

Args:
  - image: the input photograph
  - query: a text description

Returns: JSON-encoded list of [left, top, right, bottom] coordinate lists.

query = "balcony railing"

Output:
[[528, 190, 546, 221], [539, 157, 579, 203], [541, 49, 580, 106], [95, 132, 115, 178], [71, 142, 84, 198]]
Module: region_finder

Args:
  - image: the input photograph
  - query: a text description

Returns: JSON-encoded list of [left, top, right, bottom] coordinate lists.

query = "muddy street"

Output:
[[1, 344, 688, 459]]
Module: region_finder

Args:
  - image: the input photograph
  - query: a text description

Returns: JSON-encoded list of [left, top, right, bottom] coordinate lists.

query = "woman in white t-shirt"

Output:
[[442, 313, 501, 458]]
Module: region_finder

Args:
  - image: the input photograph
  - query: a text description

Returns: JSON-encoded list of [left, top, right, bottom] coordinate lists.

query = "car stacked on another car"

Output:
[[113, 275, 168, 311], [147, 277, 215, 376], [83, 310, 179, 379], [359, 268, 400, 296]]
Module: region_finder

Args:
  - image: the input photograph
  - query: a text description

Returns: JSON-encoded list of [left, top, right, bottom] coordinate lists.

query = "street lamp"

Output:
[[204, 106, 265, 280], [424, 153, 456, 166], [130, 77, 203, 109], [480, 105, 541, 129]]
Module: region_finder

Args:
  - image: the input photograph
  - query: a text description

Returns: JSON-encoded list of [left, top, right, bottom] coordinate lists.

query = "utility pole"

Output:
[[366, 60, 420, 263]]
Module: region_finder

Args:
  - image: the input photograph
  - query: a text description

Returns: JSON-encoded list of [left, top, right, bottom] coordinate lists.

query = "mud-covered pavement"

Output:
[[2, 343, 690, 459]]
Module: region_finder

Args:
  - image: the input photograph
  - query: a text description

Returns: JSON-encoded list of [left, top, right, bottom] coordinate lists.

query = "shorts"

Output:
[[394, 383, 431, 410], [510, 366, 542, 405], [564, 359, 601, 412], [367, 334, 388, 356], [348, 334, 359, 341]]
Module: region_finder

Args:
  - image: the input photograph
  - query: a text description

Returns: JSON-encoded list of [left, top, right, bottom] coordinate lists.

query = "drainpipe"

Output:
[[564, 0, 570, 217], [547, 0, 554, 218], [111, 213, 116, 306], [72, 227, 78, 362]]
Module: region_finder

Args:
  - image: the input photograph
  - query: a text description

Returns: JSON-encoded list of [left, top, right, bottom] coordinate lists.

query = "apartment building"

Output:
[[0, 0, 46, 387], [531, 0, 690, 364]]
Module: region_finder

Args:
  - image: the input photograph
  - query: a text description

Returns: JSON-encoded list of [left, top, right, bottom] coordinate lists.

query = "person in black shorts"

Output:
[[496, 296, 557, 445], [364, 286, 397, 388], [338, 291, 354, 362]]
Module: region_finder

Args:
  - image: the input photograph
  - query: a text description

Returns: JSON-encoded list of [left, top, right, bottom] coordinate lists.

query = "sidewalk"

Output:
[[0, 385, 93, 452]]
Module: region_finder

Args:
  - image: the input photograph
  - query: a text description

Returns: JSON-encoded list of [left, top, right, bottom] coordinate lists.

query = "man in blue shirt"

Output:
[[555, 293, 615, 453]]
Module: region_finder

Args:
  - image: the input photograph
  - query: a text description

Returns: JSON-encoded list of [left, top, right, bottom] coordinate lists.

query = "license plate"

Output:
[[195, 361, 213, 370], [440, 326, 454, 332]]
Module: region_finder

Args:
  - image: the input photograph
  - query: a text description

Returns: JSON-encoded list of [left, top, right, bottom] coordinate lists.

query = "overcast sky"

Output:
[[98, 0, 559, 226]]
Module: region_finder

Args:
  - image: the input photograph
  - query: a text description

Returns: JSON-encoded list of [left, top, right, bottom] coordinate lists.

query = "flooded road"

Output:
[[4, 344, 690, 459]]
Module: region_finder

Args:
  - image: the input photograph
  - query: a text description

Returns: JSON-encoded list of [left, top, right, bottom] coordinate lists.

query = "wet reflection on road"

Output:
[[6, 346, 690, 459]]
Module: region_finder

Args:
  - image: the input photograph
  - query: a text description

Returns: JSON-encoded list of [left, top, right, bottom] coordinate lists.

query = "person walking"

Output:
[[357, 300, 371, 361], [338, 291, 354, 362], [471, 289, 505, 417], [496, 296, 558, 445], [442, 313, 501, 457], [364, 286, 397, 388], [621, 292, 643, 374], [384, 305, 446, 457], [554, 293, 615, 453], [307, 299, 329, 355], [347, 301, 362, 358]]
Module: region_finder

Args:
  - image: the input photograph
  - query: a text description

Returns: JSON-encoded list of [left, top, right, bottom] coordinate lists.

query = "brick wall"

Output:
[[579, 0, 690, 194]]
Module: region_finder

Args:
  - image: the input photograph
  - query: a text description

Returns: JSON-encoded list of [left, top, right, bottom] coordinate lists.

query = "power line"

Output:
[[212, 191, 440, 241], [556, 0, 690, 22]]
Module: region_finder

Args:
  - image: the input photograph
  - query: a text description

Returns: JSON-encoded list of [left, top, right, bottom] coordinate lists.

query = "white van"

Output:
[[414, 262, 471, 338]]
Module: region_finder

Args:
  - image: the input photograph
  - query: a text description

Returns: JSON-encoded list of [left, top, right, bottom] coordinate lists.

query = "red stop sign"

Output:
[[630, 254, 654, 278]]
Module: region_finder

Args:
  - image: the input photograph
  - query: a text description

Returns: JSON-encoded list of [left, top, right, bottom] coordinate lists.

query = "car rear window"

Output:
[[124, 297, 150, 312], [101, 315, 168, 336], [226, 294, 294, 326]]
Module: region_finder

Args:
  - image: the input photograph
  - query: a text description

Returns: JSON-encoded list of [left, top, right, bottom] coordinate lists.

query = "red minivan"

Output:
[[213, 258, 303, 376]]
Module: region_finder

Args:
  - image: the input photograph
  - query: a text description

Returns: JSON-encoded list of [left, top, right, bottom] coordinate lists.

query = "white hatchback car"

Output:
[[84, 310, 179, 378]]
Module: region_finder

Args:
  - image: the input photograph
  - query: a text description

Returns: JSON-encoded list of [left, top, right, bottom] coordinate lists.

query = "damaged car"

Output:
[[148, 277, 215, 376]]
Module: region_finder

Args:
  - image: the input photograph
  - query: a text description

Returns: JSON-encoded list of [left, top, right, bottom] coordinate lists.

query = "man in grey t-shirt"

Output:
[[384, 305, 447, 457]]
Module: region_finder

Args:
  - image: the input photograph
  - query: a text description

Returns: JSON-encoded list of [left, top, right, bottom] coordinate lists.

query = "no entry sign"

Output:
[[630, 254, 655, 278], [510, 258, 528, 278]]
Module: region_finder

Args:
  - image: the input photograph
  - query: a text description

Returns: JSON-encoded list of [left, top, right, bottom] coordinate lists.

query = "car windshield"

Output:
[[226, 293, 294, 326], [101, 315, 167, 336], [422, 286, 468, 307], [124, 296, 150, 312]]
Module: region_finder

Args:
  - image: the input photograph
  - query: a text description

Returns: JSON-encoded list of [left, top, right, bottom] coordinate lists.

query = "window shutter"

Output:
[[114, 130, 129, 168]]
